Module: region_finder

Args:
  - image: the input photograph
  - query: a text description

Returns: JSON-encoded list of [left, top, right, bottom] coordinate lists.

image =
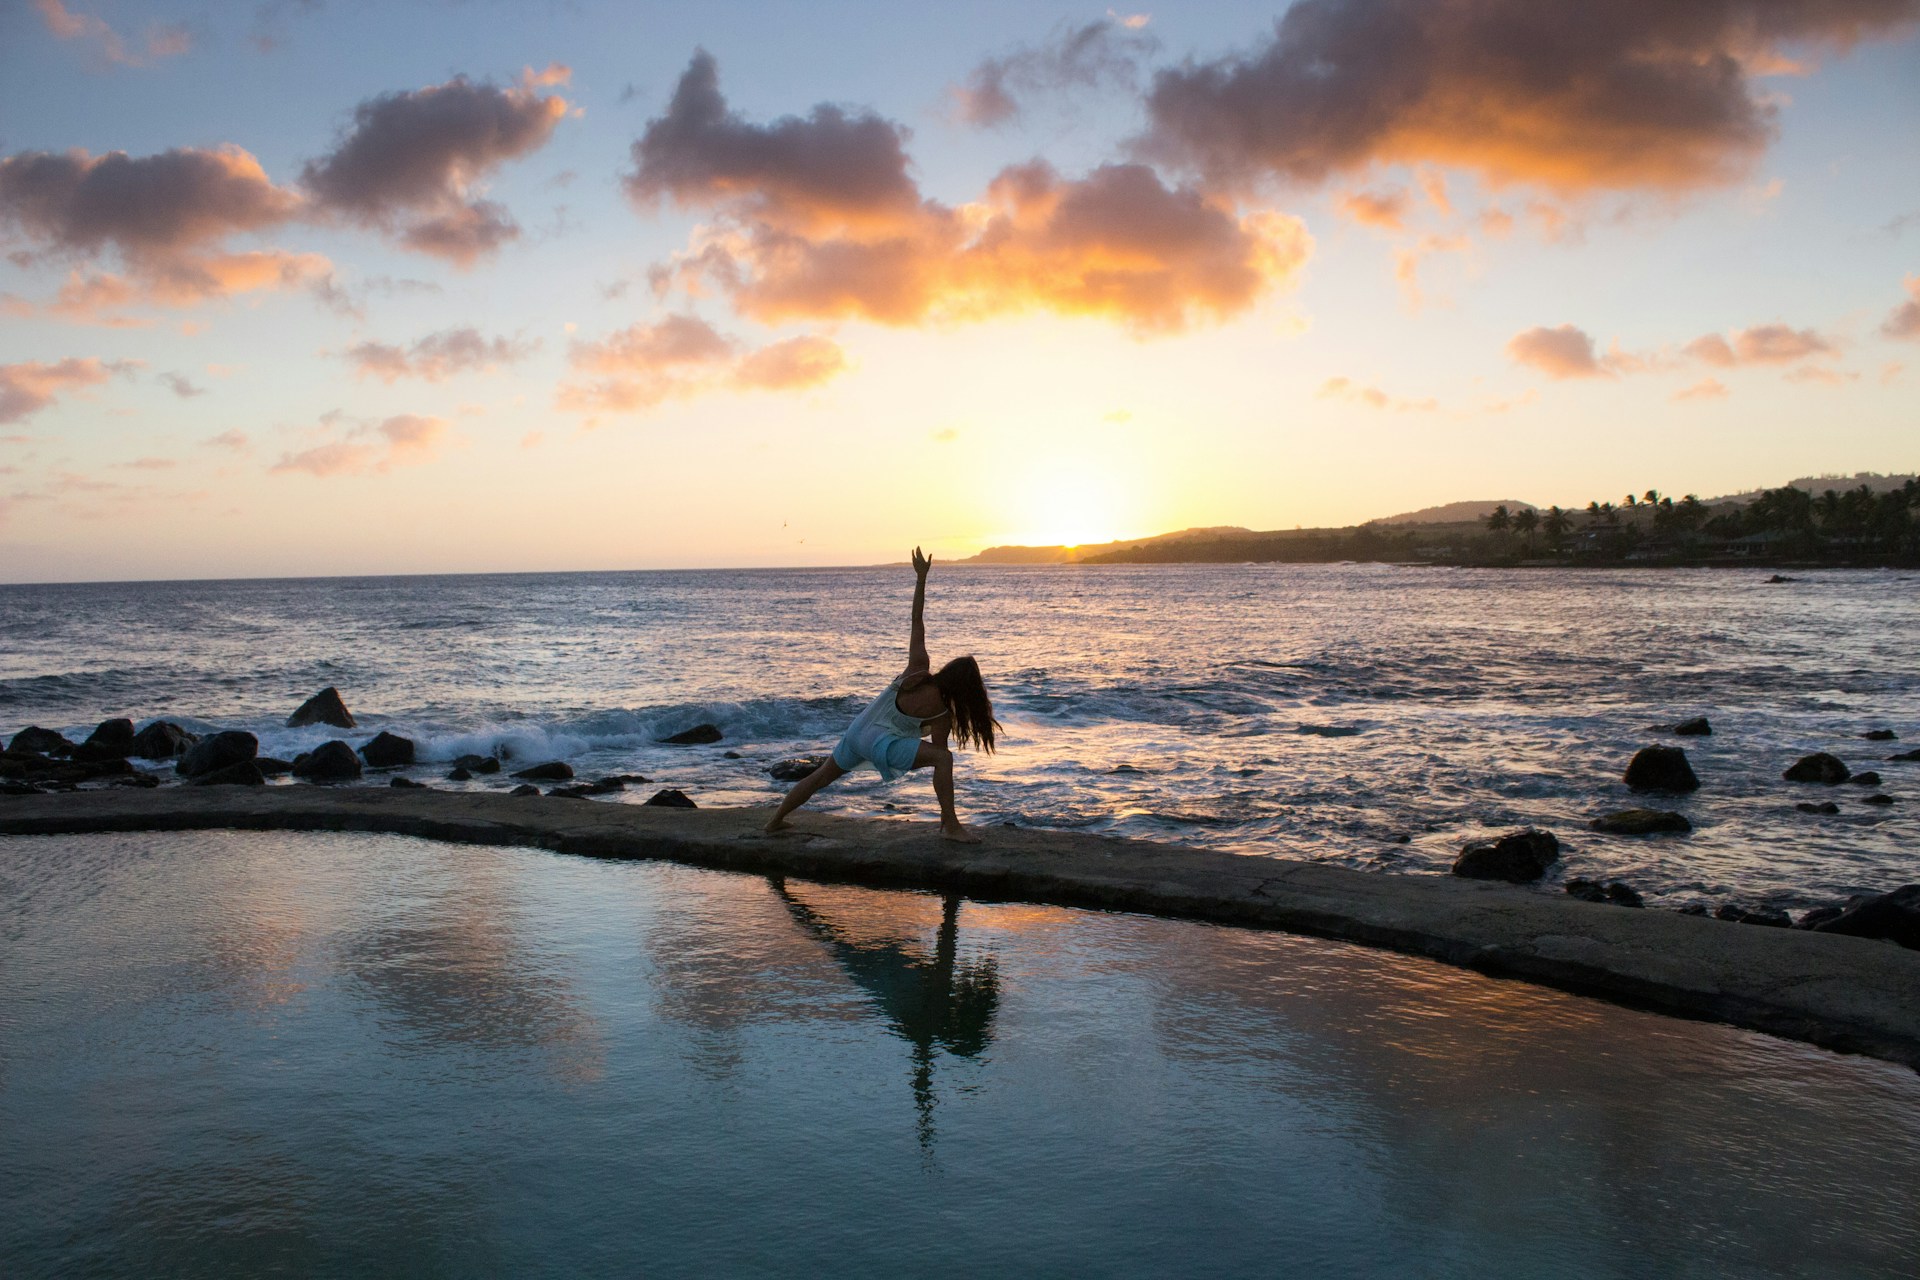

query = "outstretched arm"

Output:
[[907, 546, 931, 675]]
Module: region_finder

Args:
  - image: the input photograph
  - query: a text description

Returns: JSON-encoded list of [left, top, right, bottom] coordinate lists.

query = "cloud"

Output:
[[1317, 375, 1437, 411], [345, 327, 538, 382], [1135, 0, 1920, 195], [203, 429, 251, 452], [1337, 187, 1409, 230], [1505, 324, 1614, 379], [1672, 376, 1729, 401], [0, 356, 137, 423], [160, 372, 206, 397], [948, 17, 1160, 127], [1684, 323, 1836, 366], [113, 456, 177, 471], [1881, 276, 1920, 340], [271, 413, 451, 477], [301, 75, 570, 265], [0, 145, 325, 318], [1783, 363, 1855, 385], [557, 313, 847, 414], [632, 56, 1309, 336], [34, 0, 191, 68]]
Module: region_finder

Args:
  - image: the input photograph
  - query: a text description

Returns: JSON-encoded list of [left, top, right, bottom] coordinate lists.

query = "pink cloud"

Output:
[[345, 327, 538, 382], [0, 356, 138, 423], [271, 413, 451, 477], [34, 0, 192, 69], [1881, 276, 1920, 341], [558, 313, 847, 415]]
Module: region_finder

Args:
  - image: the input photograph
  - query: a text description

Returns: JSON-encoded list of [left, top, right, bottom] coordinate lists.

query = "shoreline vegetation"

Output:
[[4, 786, 1918, 1069], [963, 473, 1920, 568]]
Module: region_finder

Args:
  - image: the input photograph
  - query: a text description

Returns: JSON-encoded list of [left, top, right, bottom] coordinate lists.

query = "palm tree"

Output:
[[1512, 506, 1539, 552], [1485, 504, 1512, 534], [1542, 505, 1572, 552]]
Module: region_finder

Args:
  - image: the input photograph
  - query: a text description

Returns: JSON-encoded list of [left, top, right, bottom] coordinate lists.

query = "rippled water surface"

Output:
[[4, 831, 1918, 1277], [2, 565, 1917, 909]]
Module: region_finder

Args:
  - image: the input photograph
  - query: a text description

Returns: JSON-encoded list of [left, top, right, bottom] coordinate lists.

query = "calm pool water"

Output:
[[3, 830, 1918, 1278]]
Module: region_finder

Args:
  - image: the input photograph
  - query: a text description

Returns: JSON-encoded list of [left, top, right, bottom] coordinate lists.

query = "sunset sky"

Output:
[[3, 0, 1917, 580]]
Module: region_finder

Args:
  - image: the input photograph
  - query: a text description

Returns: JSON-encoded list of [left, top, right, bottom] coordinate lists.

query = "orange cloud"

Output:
[[1672, 376, 1729, 402], [1317, 376, 1436, 412], [1684, 323, 1837, 366], [947, 17, 1158, 127], [1135, 0, 1920, 195], [0, 356, 137, 423], [34, 0, 191, 68], [632, 55, 1310, 336], [557, 314, 846, 415], [1338, 188, 1409, 230], [1506, 325, 1615, 379], [271, 414, 451, 477], [345, 327, 538, 382], [1882, 276, 1920, 341]]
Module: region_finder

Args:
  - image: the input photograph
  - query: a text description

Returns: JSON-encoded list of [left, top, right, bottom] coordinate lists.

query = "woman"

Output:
[[765, 547, 998, 842]]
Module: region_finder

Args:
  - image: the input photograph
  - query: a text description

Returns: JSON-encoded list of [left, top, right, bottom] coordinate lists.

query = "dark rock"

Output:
[[190, 760, 266, 787], [255, 757, 293, 776], [1451, 828, 1560, 883], [1765, 574, 1795, 583], [1890, 749, 1920, 763], [1862, 729, 1899, 741], [1565, 878, 1608, 903], [129, 721, 197, 759], [511, 761, 573, 781], [1864, 793, 1895, 806], [548, 788, 590, 799], [1672, 717, 1712, 736], [1109, 764, 1146, 774], [176, 730, 259, 779], [1, 780, 45, 795], [292, 740, 361, 782], [1606, 882, 1646, 908], [3, 753, 131, 785], [73, 718, 136, 761], [288, 686, 356, 729], [510, 783, 541, 797], [1677, 904, 1709, 916], [7, 726, 71, 755], [107, 772, 161, 789], [1589, 808, 1692, 835], [769, 755, 827, 781], [659, 724, 722, 745], [452, 754, 501, 774], [1624, 746, 1700, 793], [1796, 905, 1849, 930], [1783, 752, 1849, 784], [1796, 801, 1840, 815], [390, 776, 428, 789], [359, 731, 415, 768], [1715, 904, 1791, 928], [598, 774, 651, 786], [447, 766, 473, 781], [723, 750, 744, 759], [644, 787, 698, 808], [1813, 884, 1920, 949], [1848, 771, 1882, 787]]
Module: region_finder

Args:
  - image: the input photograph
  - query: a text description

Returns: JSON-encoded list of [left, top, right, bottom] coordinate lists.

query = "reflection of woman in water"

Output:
[[766, 547, 999, 843]]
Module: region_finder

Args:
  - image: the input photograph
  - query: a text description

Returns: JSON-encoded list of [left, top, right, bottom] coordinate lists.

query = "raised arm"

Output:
[[907, 546, 931, 675]]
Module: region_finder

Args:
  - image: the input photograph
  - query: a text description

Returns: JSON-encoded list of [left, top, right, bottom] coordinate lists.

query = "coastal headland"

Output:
[[5, 786, 1917, 1070]]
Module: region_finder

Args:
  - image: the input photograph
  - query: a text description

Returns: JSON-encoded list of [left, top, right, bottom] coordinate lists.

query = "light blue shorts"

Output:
[[832, 729, 922, 781]]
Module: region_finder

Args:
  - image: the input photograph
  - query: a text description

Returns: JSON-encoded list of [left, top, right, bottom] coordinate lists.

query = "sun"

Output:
[[1002, 469, 1137, 548]]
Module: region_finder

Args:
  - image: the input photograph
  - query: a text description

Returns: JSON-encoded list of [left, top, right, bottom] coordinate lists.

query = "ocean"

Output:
[[3, 563, 1915, 913]]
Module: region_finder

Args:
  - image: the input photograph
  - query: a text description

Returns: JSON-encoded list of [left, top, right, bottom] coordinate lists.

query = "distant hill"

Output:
[[1371, 499, 1538, 525], [961, 526, 1252, 565], [1705, 472, 1917, 504]]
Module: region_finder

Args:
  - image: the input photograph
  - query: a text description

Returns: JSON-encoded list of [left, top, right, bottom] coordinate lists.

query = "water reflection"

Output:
[[768, 878, 1000, 1149]]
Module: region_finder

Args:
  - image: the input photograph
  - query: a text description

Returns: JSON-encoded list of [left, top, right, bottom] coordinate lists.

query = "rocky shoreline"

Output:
[[3, 785, 1918, 1070]]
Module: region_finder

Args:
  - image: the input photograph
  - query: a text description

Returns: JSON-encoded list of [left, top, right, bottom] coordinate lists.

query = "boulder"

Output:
[[292, 739, 361, 782], [1589, 808, 1692, 835], [359, 731, 415, 768], [107, 772, 160, 789], [1864, 793, 1895, 806], [255, 757, 293, 776], [7, 726, 71, 755], [189, 761, 266, 787], [1796, 904, 1850, 930], [1862, 729, 1899, 741], [73, 718, 136, 761], [1565, 879, 1644, 907], [510, 783, 541, 797], [1849, 771, 1882, 787], [1624, 746, 1700, 793], [1812, 884, 1920, 950], [1783, 752, 1849, 784], [1890, 749, 1920, 763], [1765, 574, 1796, 583], [390, 776, 428, 789], [1796, 801, 1840, 815], [2, 780, 45, 795], [1451, 828, 1559, 883], [511, 761, 573, 782], [288, 686, 356, 729], [659, 724, 723, 745], [769, 755, 827, 781], [130, 721, 197, 759], [447, 766, 473, 781], [644, 787, 698, 809], [451, 754, 500, 774], [1715, 904, 1791, 928], [1672, 717, 1713, 736], [176, 730, 258, 779]]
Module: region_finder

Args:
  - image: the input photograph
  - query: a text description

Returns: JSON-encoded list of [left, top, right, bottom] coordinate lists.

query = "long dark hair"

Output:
[[932, 655, 999, 752]]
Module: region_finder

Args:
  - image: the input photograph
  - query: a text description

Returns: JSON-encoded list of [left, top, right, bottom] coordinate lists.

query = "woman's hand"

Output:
[[912, 546, 932, 578]]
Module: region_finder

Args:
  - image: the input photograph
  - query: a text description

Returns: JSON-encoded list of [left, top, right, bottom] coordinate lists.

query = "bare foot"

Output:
[[940, 823, 982, 844], [764, 815, 790, 834]]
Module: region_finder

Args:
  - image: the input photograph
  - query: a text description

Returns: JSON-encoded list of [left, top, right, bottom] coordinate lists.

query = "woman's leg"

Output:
[[912, 741, 980, 842], [765, 757, 848, 831]]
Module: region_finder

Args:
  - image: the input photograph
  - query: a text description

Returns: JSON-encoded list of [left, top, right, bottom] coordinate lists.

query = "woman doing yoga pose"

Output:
[[765, 547, 998, 842]]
